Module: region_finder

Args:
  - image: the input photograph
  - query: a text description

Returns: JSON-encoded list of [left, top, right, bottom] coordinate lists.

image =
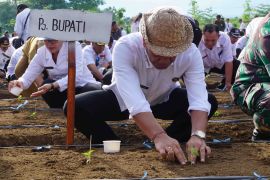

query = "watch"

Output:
[[191, 130, 206, 139]]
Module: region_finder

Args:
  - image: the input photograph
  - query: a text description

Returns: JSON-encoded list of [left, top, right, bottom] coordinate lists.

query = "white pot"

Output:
[[10, 87, 23, 96], [103, 140, 121, 153]]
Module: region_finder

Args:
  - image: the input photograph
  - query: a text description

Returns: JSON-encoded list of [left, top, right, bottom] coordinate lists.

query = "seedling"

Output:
[[17, 95, 24, 103], [213, 111, 221, 117], [190, 147, 199, 157], [82, 135, 95, 163], [27, 98, 37, 119]]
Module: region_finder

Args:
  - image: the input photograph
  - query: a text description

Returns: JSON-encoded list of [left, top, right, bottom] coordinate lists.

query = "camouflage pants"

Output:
[[237, 83, 270, 132]]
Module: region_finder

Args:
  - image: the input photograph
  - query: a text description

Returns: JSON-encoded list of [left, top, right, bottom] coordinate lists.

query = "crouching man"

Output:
[[231, 13, 270, 141], [64, 7, 218, 164]]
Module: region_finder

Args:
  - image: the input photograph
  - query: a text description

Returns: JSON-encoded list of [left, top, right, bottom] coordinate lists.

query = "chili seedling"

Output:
[[82, 135, 95, 163]]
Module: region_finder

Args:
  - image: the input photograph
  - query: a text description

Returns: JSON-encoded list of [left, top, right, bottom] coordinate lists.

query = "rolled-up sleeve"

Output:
[[113, 42, 151, 116], [183, 47, 211, 114]]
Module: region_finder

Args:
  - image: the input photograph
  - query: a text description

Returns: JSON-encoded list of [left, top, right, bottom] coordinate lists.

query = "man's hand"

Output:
[[154, 133, 187, 165], [31, 83, 53, 97], [186, 136, 211, 164]]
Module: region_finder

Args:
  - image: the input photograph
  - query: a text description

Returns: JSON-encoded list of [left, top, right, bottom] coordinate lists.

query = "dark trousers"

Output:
[[42, 79, 101, 108], [64, 88, 218, 143], [209, 59, 240, 84]]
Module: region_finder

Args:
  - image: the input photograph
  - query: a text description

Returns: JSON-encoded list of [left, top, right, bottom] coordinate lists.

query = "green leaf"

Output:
[[82, 150, 95, 158], [190, 147, 199, 157]]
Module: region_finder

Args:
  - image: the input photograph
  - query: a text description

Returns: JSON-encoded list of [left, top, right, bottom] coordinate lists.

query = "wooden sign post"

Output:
[[28, 9, 112, 145]]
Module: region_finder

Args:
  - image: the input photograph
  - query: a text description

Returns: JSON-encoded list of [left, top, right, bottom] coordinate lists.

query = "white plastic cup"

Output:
[[103, 140, 121, 153], [10, 87, 23, 96]]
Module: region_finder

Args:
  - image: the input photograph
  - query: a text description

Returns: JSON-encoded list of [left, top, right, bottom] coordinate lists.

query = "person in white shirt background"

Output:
[[236, 16, 264, 60], [9, 39, 101, 108], [228, 28, 241, 58], [224, 18, 233, 33], [65, 7, 218, 165], [198, 24, 234, 91], [14, 4, 31, 43], [0, 37, 15, 79], [239, 19, 247, 32], [6, 45, 23, 82], [131, 13, 142, 33], [83, 42, 113, 85]]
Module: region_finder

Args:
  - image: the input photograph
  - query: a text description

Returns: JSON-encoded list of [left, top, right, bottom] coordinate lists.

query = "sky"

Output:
[[100, 0, 270, 18]]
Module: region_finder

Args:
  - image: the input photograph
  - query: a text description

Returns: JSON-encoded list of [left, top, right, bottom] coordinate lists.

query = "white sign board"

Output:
[[29, 9, 113, 43]]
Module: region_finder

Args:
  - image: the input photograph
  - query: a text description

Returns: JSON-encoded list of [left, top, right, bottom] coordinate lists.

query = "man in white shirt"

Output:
[[83, 42, 112, 84], [0, 37, 15, 78], [65, 7, 218, 165], [14, 4, 31, 43], [198, 24, 234, 91], [228, 28, 241, 58], [239, 19, 247, 32], [6, 46, 23, 81], [225, 18, 233, 32]]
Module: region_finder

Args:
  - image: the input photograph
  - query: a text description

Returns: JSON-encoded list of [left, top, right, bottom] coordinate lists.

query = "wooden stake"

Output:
[[66, 41, 76, 145]]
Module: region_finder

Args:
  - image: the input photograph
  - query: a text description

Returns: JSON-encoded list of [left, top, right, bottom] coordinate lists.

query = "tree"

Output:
[[103, 6, 131, 33], [188, 0, 217, 29], [254, 4, 270, 17], [67, 0, 104, 11], [242, 0, 253, 23], [22, 0, 67, 9], [0, 2, 17, 33], [189, 0, 201, 21]]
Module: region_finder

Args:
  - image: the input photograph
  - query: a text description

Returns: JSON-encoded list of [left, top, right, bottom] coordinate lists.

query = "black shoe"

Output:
[[251, 129, 270, 142]]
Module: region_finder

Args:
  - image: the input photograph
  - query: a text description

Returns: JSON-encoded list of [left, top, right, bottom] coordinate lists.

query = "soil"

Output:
[[0, 75, 270, 179]]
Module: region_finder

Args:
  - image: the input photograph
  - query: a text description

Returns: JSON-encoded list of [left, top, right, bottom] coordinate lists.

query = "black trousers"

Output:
[[209, 59, 240, 84], [42, 79, 101, 108], [64, 88, 218, 144]]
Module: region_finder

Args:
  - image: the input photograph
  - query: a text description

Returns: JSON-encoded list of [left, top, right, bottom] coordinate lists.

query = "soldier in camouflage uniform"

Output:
[[231, 13, 270, 141]]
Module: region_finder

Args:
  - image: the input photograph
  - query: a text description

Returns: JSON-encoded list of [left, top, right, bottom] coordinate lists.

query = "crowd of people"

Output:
[[1, 4, 270, 164]]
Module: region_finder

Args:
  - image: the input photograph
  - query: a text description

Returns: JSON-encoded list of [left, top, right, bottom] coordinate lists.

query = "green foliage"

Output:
[[253, 4, 270, 17], [189, 0, 217, 29], [0, 2, 17, 33], [68, 0, 104, 11], [242, 0, 253, 22], [103, 6, 131, 33], [22, 0, 67, 9]]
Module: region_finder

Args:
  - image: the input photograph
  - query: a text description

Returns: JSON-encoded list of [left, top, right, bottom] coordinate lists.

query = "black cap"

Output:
[[229, 28, 241, 38]]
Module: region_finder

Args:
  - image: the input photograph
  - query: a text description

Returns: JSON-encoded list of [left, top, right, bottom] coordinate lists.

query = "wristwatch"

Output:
[[191, 130, 206, 139]]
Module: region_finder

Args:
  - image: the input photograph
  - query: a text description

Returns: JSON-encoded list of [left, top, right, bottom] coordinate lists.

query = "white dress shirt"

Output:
[[198, 32, 233, 71], [0, 46, 15, 70], [14, 8, 31, 42], [236, 36, 248, 51], [225, 22, 233, 32], [19, 42, 99, 92], [82, 44, 112, 70], [103, 32, 211, 116], [6, 46, 23, 77]]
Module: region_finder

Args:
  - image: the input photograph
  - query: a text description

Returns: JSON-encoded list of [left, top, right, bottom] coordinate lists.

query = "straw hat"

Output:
[[139, 7, 194, 57]]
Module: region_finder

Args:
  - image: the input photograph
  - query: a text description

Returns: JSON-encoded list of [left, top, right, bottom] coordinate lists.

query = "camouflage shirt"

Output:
[[231, 15, 270, 105]]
